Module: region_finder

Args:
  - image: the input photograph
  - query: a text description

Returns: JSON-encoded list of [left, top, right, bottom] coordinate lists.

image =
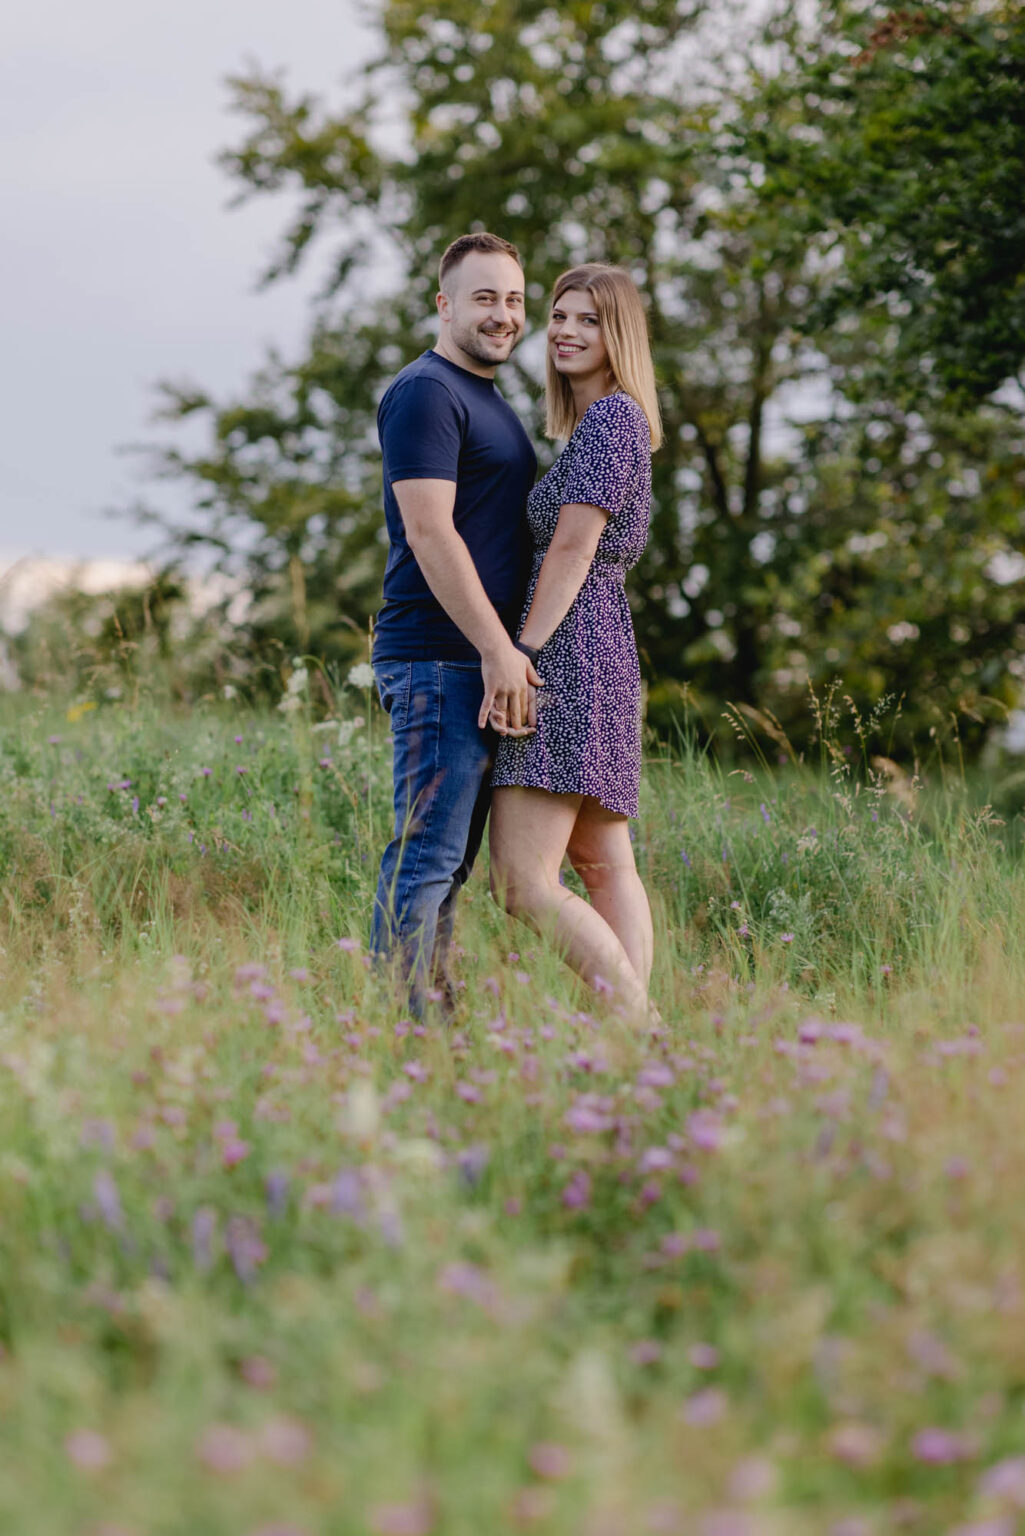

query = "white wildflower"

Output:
[[222, 683, 237, 701], [337, 720, 357, 748], [346, 662, 375, 690], [277, 665, 308, 714], [338, 1080, 380, 1143]]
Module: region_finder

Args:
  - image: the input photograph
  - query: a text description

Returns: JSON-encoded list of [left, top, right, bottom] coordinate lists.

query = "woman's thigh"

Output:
[[566, 796, 637, 878], [490, 786, 583, 888]]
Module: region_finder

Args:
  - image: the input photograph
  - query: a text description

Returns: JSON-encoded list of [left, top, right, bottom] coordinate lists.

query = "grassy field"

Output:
[[1, 678, 1025, 1536]]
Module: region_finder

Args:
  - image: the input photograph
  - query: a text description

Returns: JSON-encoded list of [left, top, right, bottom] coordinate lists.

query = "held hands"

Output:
[[478, 642, 542, 736]]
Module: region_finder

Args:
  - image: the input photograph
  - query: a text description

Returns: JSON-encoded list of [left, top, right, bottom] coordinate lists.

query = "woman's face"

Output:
[[548, 287, 609, 385]]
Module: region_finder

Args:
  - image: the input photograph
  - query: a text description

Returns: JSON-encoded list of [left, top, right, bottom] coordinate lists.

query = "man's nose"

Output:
[[491, 300, 517, 325]]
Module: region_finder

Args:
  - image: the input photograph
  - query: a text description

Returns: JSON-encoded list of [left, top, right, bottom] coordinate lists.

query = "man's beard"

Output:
[[451, 320, 519, 366]]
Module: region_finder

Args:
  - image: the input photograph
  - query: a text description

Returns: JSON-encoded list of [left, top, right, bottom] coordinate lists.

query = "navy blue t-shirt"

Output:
[[372, 350, 537, 661]]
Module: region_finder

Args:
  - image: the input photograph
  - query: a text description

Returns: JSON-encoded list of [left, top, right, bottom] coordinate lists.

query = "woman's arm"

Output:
[[517, 502, 608, 652]]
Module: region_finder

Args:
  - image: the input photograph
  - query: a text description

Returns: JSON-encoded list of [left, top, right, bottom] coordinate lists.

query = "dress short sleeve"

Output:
[[380, 376, 465, 484], [562, 393, 649, 518]]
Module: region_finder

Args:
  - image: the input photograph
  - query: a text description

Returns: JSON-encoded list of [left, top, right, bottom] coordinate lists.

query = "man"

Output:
[[370, 232, 541, 1014]]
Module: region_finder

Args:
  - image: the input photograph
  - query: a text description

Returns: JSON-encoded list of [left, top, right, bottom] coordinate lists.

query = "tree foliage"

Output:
[[754, 1, 1025, 404], [129, 0, 1025, 754]]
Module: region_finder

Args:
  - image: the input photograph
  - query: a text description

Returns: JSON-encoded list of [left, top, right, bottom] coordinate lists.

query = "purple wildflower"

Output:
[[225, 1215, 267, 1284], [456, 1144, 490, 1187], [192, 1206, 217, 1272], [689, 1342, 720, 1370], [681, 1387, 727, 1426], [562, 1170, 592, 1210], [93, 1169, 124, 1232], [687, 1109, 725, 1152], [265, 1170, 290, 1219], [331, 1168, 365, 1221], [438, 1261, 496, 1310], [528, 1442, 573, 1480], [977, 1455, 1025, 1506], [912, 1427, 974, 1465]]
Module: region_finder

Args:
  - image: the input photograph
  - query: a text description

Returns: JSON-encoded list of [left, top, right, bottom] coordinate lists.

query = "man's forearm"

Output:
[[408, 522, 513, 661]]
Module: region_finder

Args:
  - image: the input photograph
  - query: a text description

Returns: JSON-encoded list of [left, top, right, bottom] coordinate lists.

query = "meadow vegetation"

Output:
[[1, 676, 1024, 1535]]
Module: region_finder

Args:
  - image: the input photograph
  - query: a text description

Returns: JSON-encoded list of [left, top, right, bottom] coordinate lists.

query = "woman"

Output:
[[489, 263, 662, 1021]]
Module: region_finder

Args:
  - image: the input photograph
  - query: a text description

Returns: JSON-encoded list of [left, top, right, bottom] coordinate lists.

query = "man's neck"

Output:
[[433, 335, 496, 379]]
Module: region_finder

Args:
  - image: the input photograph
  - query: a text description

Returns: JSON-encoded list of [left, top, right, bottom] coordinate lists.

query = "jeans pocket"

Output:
[[375, 664, 411, 731]]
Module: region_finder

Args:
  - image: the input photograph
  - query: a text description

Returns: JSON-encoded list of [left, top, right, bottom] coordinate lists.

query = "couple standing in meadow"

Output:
[[370, 232, 662, 1023]]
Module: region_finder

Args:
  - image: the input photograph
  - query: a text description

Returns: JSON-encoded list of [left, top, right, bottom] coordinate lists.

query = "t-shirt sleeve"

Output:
[[562, 395, 648, 518], [379, 376, 465, 483]]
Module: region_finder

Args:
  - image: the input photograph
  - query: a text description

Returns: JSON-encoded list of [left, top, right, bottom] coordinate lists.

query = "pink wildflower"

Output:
[[827, 1421, 885, 1468], [681, 1388, 728, 1426], [911, 1427, 974, 1465], [369, 1501, 433, 1536], [689, 1343, 719, 1370], [65, 1429, 112, 1471], [221, 1137, 251, 1169], [197, 1423, 255, 1474], [528, 1442, 573, 1480], [978, 1455, 1025, 1506], [258, 1415, 312, 1466], [562, 1170, 592, 1210]]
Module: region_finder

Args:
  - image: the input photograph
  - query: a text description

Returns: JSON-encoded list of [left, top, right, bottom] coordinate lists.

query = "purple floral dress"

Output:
[[491, 391, 652, 817]]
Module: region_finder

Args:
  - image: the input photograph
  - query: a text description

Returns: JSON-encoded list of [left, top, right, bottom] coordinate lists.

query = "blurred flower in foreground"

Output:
[[65, 1429, 111, 1471], [827, 1421, 885, 1468], [347, 662, 375, 689], [528, 1442, 573, 1480], [681, 1388, 727, 1427], [912, 1427, 974, 1464], [197, 1423, 255, 1474], [978, 1455, 1025, 1506], [369, 1500, 433, 1536], [258, 1415, 312, 1466]]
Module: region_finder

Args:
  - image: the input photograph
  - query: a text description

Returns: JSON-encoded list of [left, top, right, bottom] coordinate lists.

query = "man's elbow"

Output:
[[403, 516, 446, 554]]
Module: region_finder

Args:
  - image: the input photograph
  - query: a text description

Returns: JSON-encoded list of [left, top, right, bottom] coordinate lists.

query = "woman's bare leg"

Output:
[[566, 798, 654, 988], [489, 786, 648, 1016]]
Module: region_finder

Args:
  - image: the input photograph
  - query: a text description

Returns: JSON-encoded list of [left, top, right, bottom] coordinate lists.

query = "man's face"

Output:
[[437, 252, 526, 371]]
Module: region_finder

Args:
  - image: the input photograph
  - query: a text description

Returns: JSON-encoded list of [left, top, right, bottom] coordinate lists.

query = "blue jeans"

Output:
[[371, 660, 494, 1014]]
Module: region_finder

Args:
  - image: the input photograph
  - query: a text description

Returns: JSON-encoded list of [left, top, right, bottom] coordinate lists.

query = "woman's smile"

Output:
[[548, 289, 609, 380]]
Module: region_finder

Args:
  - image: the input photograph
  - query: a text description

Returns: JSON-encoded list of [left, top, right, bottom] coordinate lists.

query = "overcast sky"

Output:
[[1, 0, 372, 566]]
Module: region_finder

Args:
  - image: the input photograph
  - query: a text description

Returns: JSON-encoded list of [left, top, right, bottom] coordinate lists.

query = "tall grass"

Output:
[[0, 682, 1023, 1535]]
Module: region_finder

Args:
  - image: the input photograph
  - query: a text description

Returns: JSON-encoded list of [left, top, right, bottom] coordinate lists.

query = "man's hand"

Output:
[[478, 642, 542, 732]]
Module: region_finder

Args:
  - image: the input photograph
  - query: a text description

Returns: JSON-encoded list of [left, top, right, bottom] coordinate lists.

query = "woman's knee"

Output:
[[567, 831, 632, 887], [489, 858, 551, 920]]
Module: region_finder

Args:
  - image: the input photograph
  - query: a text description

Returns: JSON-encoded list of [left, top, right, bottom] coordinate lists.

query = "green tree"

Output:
[[146, 0, 834, 705], [133, 0, 1025, 753], [754, 1, 1025, 405]]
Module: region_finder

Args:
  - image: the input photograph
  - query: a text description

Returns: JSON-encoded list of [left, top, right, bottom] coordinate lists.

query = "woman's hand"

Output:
[[489, 687, 539, 736]]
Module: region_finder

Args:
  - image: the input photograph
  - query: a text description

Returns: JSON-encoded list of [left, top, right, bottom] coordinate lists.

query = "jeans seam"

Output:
[[395, 661, 443, 929]]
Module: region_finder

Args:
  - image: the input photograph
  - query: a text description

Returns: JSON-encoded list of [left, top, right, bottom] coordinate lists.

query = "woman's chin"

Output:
[[552, 357, 595, 381]]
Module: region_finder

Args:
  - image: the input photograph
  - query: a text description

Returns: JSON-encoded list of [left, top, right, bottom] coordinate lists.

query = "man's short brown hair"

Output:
[[439, 232, 521, 290]]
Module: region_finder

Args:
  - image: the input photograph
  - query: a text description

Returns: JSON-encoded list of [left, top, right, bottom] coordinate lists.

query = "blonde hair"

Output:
[[545, 264, 663, 449]]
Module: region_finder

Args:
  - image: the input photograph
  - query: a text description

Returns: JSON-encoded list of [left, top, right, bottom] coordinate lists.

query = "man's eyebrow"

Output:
[[471, 287, 525, 298]]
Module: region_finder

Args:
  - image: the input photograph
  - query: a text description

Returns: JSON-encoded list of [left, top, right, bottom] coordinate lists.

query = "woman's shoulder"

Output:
[[579, 391, 649, 440]]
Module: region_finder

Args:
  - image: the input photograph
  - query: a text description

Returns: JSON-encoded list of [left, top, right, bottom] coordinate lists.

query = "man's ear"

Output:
[[436, 289, 449, 320]]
